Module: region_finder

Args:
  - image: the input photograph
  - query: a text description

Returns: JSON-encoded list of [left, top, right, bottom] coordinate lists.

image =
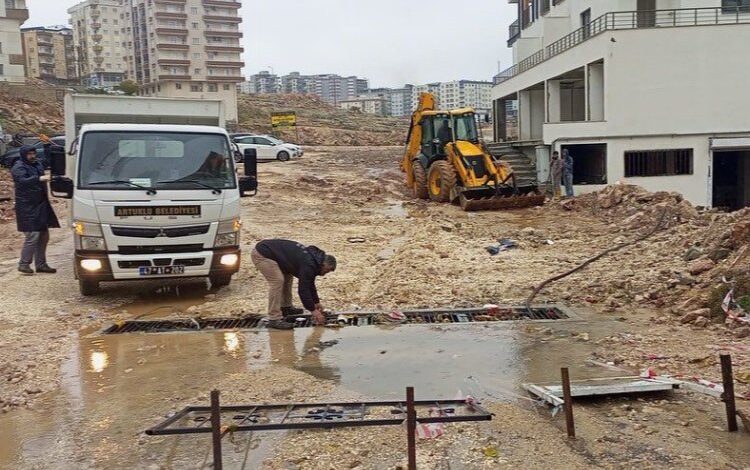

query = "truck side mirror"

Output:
[[238, 176, 257, 197], [49, 145, 66, 176], [50, 176, 73, 199], [243, 148, 257, 178]]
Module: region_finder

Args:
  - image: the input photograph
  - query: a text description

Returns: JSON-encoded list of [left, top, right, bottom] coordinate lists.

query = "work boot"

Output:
[[281, 306, 304, 319], [266, 319, 294, 330], [35, 265, 57, 274], [18, 265, 33, 275]]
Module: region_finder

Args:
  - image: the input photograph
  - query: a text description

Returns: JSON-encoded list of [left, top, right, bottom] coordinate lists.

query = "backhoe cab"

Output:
[[401, 92, 544, 211]]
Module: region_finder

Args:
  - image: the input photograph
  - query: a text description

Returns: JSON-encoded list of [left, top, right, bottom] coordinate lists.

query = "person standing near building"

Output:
[[562, 149, 574, 197], [12, 144, 60, 274], [550, 151, 563, 200]]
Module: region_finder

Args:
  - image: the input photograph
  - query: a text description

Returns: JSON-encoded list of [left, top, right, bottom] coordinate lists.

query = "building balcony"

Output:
[[154, 0, 187, 3], [202, 0, 241, 9], [158, 74, 191, 80], [91, 22, 101, 29], [508, 19, 520, 47], [92, 45, 104, 53], [157, 58, 191, 65], [204, 45, 243, 53], [6, 8, 29, 23], [203, 15, 241, 23], [496, 6, 750, 84], [155, 11, 187, 19], [204, 30, 243, 38], [156, 43, 189, 50], [90, 9, 100, 18], [206, 75, 243, 82], [206, 60, 244, 67], [92, 34, 103, 42], [156, 27, 189, 35]]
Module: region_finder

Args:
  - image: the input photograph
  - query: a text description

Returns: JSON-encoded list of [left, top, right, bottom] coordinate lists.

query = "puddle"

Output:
[[379, 200, 408, 218], [109, 280, 214, 319], [0, 317, 635, 468]]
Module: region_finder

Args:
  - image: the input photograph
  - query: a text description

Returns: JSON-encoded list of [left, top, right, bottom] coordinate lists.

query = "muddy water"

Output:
[[0, 316, 627, 469]]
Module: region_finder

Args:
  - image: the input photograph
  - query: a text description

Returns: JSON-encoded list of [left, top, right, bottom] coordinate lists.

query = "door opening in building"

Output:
[[562, 144, 607, 185], [712, 150, 750, 211]]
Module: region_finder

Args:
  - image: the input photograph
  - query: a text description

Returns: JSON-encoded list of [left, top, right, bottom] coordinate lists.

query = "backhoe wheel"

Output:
[[428, 161, 457, 202], [412, 163, 429, 200]]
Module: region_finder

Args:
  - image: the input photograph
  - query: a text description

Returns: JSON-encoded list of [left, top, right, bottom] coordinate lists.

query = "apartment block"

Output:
[[439, 80, 493, 119], [68, 0, 125, 88], [338, 94, 389, 117], [493, 0, 750, 209], [21, 26, 77, 85], [280, 71, 314, 94], [0, 0, 29, 82], [121, 0, 243, 123], [238, 71, 280, 94]]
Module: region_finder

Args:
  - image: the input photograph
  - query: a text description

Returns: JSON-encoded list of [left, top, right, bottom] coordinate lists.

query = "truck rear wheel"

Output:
[[210, 275, 232, 289], [412, 163, 429, 199], [428, 161, 457, 202], [79, 279, 100, 296]]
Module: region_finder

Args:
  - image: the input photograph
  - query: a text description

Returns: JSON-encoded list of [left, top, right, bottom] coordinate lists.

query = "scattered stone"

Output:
[[688, 258, 715, 276], [680, 308, 710, 324]]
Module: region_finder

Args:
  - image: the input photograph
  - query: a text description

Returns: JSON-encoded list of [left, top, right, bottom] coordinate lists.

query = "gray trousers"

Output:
[[563, 172, 574, 197], [19, 230, 49, 268]]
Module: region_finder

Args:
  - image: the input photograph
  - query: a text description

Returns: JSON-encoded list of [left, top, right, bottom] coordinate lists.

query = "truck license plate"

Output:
[[139, 266, 185, 276]]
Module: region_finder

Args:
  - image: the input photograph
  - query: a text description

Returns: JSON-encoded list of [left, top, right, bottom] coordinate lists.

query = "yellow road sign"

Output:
[[271, 112, 297, 128]]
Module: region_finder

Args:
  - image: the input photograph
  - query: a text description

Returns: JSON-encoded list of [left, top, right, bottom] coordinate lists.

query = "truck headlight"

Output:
[[214, 218, 240, 247], [80, 236, 107, 251], [74, 221, 107, 251]]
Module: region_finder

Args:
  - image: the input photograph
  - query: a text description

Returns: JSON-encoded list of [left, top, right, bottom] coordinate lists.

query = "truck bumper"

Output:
[[75, 247, 241, 282]]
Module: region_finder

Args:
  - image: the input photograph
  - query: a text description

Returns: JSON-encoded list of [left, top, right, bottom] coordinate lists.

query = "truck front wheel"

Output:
[[79, 278, 100, 296], [210, 275, 232, 289]]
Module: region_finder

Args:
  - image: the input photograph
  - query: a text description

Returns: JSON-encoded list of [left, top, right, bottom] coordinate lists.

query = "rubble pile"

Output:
[[0, 82, 64, 135], [560, 183, 699, 230], [237, 93, 406, 146]]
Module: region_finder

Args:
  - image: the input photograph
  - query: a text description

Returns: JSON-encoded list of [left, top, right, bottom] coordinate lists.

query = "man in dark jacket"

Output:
[[251, 239, 336, 330], [11, 145, 60, 274]]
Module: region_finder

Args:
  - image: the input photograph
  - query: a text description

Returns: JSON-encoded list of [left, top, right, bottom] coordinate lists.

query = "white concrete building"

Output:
[[492, 0, 750, 210], [338, 95, 388, 116], [0, 0, 29, 83], [439, 80, 493, 119]]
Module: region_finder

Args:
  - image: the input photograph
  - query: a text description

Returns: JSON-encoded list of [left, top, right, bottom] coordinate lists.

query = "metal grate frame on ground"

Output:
[[103, 304, 580, 334]]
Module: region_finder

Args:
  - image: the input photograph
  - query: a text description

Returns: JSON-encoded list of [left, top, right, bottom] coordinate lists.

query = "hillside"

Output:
[[237, 93, 407, 146]]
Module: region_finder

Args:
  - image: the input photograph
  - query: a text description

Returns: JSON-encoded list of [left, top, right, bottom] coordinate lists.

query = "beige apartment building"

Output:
[[22, 26, 77, 84], [122, 0, 243, 123], [0, 0, 29, 82], [68, 0, 125, 88]]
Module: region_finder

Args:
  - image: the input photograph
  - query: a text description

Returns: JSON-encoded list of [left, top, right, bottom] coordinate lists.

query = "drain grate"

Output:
[[103, 306, 571, 334]]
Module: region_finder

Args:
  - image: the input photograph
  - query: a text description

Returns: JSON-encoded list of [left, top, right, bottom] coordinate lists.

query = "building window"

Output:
[[223, 84, 230, 91], [194, 68, 201, 74], [191, 7, 198, 14], [624, 149, 694, 177], [175, 82, 182, 89], [192, 38, 200, 44], [192, 22, 199, 29], [192, 53, 201, 59], [190, 84, 203, 92], [208, 84, 217, 92], [722, 1, 750, 13]]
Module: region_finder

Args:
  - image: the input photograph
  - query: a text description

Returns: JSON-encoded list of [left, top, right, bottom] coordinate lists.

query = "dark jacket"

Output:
[[11, 145, 60, 233], [256, 239, 325, 311], [563, 152, 574, 175]]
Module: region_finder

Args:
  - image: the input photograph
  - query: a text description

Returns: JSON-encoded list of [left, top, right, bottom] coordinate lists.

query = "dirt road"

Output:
[[0, 146, 748, 468]]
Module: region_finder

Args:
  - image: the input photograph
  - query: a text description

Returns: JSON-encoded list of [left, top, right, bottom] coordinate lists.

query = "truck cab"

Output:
[[52, 122, 257, 295]]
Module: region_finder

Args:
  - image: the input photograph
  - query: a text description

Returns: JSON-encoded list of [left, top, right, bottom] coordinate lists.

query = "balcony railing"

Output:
[[496, 6, 750, 84], [508, 19, 520, 46]]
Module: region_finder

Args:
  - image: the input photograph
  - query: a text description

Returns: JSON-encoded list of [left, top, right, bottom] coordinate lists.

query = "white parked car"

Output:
[[232, 134, 303, 162]]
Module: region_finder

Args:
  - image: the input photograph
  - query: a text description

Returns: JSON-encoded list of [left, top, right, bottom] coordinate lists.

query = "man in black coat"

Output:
[[251, 239, 337, 330], [11, 145, 60, 274]]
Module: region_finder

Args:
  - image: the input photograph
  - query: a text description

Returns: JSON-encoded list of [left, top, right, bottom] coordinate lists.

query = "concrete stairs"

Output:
[[485, 142, 538, 184]]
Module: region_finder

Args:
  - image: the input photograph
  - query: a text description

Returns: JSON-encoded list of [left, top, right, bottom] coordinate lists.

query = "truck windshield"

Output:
[[453, 114, 478, 143], [78, 131, 235, 190]]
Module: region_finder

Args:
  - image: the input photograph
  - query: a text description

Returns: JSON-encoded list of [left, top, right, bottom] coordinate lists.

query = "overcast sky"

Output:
[[27, 0, 516, 87]]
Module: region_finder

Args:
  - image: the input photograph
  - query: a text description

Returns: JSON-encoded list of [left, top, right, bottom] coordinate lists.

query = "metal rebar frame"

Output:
[[146, 389, 492, 470]]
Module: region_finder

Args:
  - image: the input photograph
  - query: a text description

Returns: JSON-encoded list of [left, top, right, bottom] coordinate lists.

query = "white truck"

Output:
[[50, 94, 257, 295]]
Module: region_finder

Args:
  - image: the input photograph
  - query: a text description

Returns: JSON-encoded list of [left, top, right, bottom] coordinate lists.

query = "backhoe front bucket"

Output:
[[457, 185, 546, 211]]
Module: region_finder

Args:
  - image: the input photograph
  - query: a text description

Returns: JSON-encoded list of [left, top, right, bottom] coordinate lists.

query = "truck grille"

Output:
[[111, 224, 210, 238], [118, 244, 205, 255]]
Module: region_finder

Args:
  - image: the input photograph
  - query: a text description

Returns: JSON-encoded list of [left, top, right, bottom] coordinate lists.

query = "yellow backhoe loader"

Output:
[[400, 93, 545, 211]]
